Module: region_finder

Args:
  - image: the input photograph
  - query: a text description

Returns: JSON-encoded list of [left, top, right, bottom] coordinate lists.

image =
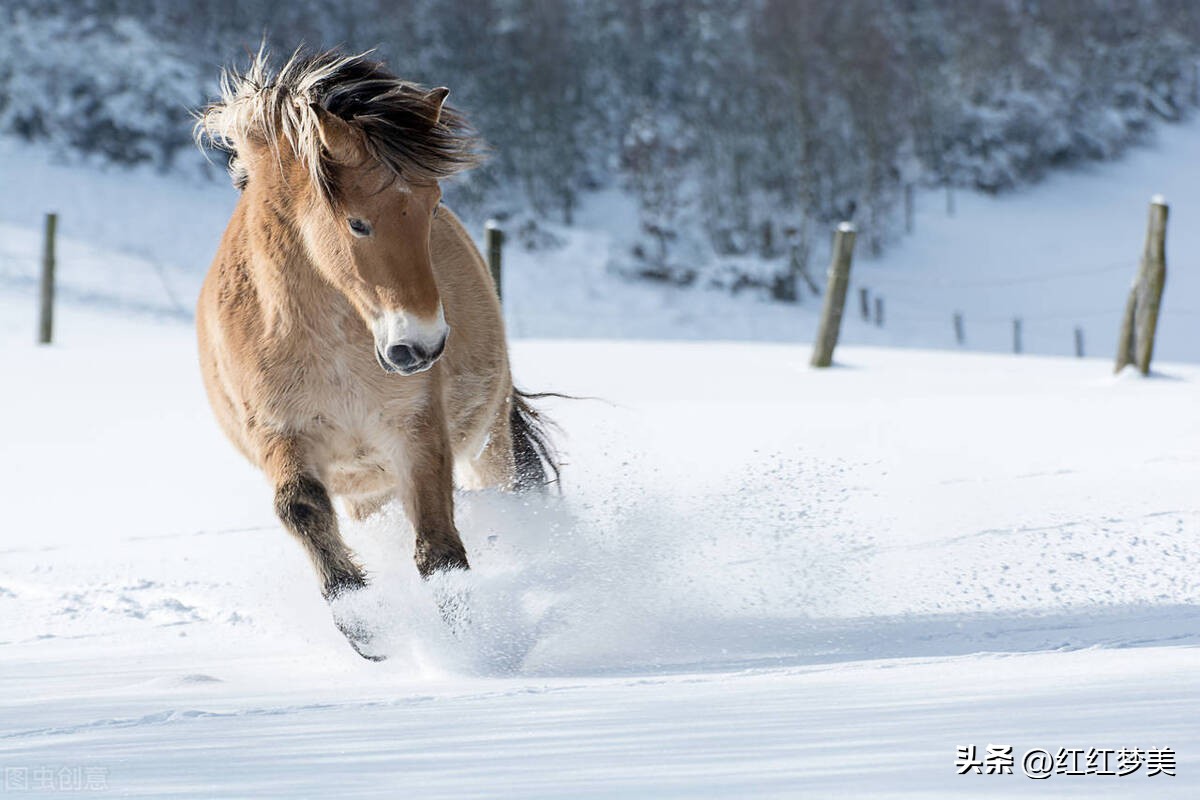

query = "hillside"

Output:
[[3, 115, 1200, 361]]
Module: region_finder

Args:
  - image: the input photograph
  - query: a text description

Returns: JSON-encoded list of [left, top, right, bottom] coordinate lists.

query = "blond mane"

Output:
[[195, 47, 481, 197]]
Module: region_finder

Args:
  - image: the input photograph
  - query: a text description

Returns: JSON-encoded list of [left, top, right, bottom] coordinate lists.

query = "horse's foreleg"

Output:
[[263, 435, 384, 659], [275, 475, 367, 598], [262, 435, 366, 599], [398, 396, 469, 578]]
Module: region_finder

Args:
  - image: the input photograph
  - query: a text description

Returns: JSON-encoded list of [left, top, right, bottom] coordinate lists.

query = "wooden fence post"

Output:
[[953, 312, 964, 345], [810, 222, 857, 368], [1134, 197, 1168, 375], [484, 220, 504, 302], [1012, 317, 1022, 354], [38, 212, 58, 345], [858, 287, 870, 321], [904, 184, 914, 234], [873, 297, 884, 328], [1114, 196, 1168, 374], [1074, 326, 1085, 358]]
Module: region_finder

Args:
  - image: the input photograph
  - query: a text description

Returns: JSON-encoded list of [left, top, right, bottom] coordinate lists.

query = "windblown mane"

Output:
[[195, 47, 481, 196]]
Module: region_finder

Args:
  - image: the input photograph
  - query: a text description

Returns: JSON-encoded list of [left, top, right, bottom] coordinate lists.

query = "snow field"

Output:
[[2, 291, 1199, 794], [3, 119, 1200, 796]]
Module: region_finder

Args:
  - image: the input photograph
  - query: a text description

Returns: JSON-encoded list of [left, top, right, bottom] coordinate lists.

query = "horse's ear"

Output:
[[310, 103, 363, 164], [421, 87, 450, 126]]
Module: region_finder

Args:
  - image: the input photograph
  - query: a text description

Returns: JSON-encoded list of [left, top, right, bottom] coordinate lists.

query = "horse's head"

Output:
[[197, 49, 481, 376], [304, 101, 449, 375]]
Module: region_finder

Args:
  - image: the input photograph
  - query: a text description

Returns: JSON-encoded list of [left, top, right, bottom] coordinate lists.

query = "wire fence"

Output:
[[0, 221, 195, 323], [849, 253, 1147, 354], [857, 259, 1132, 290], [8, 206, 1188, 362]]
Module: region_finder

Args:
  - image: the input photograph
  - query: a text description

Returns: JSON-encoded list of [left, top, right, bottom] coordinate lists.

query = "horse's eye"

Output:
[[347, 218, 372, 237]]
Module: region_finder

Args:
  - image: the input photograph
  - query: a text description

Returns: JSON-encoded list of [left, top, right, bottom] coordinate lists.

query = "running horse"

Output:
[[194, 49, 557, 658]]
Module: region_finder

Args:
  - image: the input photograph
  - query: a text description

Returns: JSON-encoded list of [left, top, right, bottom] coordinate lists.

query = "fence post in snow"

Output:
[[1114, 196, 1168, 375], [953, 312, 965, 346], [1012, 318, 1023, 354], [904, 184, 914, 234], [810, 222, 856, 368], [874, 297, 884, 328], [484, 220, 504, 304], [858, 287, 870, 321], [1134, 197, 1168, 375], [1074, 327, 1085, 358], [38, 212, 58, 345]]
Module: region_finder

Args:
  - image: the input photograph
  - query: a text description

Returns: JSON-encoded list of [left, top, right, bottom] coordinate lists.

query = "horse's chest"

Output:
[[259, 344, 425, 493], [283, 356, 373, 420]]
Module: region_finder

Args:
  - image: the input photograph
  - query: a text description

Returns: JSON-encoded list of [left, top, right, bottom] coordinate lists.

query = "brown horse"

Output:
[[194, 49, 557, 659]]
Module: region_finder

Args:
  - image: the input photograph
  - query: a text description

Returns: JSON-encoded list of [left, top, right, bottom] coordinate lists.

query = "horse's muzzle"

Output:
[[376, 331, 448, 375]]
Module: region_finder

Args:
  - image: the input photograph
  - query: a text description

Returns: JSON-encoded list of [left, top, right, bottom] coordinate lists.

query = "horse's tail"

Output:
[[510, 388, 563, 491]]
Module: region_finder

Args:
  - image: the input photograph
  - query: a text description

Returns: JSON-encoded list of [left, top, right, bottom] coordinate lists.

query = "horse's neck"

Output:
[[240, 200, 350, 337]]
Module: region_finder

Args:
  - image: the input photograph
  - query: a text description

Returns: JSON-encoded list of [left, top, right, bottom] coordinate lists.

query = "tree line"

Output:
[[3, 0, 1198, 278]]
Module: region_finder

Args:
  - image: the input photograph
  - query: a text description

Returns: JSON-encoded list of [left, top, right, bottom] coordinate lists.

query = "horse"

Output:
[[193, 48, 557, 659]]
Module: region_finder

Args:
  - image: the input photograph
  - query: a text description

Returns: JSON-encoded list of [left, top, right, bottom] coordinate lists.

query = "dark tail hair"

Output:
[[510, 388, 563, 490]]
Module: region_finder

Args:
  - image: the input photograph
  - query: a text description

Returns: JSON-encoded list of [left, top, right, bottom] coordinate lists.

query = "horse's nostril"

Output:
[[384, 337, 446, 373], [386, 343, 419, 369]]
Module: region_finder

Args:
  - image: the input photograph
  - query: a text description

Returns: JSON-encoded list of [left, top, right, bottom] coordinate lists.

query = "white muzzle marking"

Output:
[[373, 305, 449, 375]]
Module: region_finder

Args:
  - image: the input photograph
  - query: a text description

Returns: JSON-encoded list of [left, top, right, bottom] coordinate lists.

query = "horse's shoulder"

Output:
[[210, 256, 260, 326]]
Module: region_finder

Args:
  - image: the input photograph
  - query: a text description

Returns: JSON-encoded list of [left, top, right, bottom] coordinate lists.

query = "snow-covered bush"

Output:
[[0, 11, 203, 167]]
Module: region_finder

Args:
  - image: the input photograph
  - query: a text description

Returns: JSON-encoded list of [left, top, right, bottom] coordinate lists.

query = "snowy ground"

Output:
[[2, 287, 1199, 796], [1, 123, 1200, 796]]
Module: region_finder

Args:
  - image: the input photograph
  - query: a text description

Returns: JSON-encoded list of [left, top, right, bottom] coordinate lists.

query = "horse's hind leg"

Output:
[[460, 402, 515, 491], [461, 391, 557, 491]]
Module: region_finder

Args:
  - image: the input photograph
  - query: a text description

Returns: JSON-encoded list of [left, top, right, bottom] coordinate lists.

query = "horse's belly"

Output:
[[323, 446, 396, 498], [325, 466, 394, 498]]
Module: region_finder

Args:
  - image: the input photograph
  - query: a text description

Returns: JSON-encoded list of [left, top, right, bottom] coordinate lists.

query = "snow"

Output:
[[2, 286, 1199, 794], [2, 121, 1200, 796]]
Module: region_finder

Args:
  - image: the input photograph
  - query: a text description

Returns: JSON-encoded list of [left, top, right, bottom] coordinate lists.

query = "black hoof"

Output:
[[322, 573, 369, 603], [335, 616, 387, 662], [414, 544, 470, 579], [327, 581, 387, 661]]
